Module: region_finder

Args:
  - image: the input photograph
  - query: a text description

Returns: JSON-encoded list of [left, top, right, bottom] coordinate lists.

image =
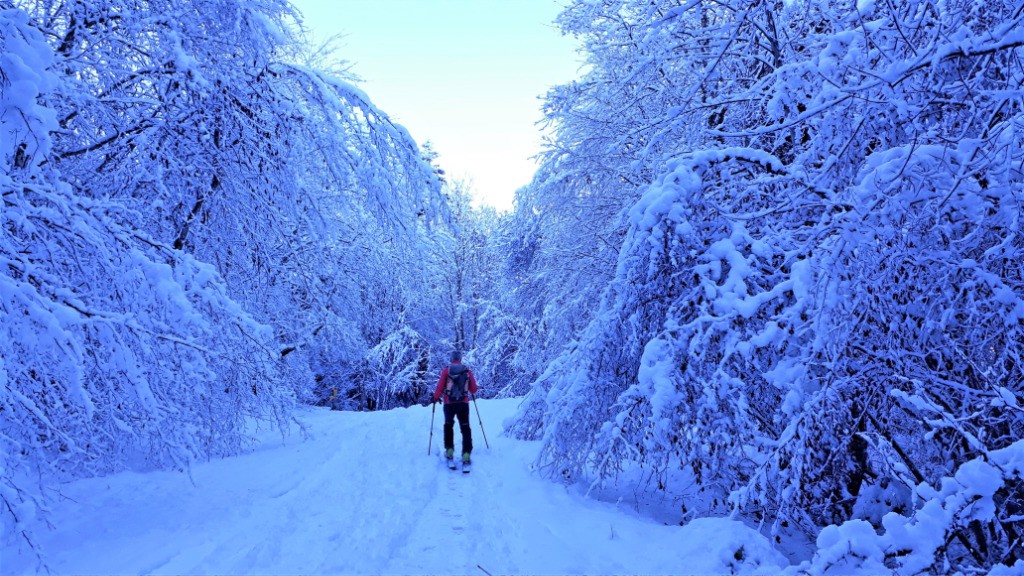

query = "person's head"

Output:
[[450, 350, 462, 362]]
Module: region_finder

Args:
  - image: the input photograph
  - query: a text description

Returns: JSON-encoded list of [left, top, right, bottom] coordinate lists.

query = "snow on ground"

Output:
[[6, 398, 788, 575]]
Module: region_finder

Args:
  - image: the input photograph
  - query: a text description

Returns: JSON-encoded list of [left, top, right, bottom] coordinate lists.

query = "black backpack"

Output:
[[445, 363, 470, 401]]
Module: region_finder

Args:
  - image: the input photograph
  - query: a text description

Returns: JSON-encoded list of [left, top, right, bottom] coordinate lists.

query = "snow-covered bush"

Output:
[[358, 327, 431, 411], [788, 441, 1024, 574]]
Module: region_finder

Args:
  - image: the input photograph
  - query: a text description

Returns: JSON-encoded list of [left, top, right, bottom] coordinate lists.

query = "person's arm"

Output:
[[433, 367, 449, 401], [468, 370, 479, 396]]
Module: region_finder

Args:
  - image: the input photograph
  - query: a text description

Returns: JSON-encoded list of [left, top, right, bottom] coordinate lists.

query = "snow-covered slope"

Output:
[[6, 398, 787, 575]]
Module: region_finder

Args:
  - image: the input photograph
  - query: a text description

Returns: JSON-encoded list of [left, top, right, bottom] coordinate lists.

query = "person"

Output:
[[432, 350, 478, 468]]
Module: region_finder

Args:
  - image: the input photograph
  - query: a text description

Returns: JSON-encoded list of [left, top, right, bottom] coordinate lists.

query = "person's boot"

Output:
[[446, 448, 456, 470]]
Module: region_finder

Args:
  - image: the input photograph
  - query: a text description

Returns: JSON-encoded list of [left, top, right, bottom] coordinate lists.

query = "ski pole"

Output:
[[428, 400, 437, 455], [470, 393, 490, 450]]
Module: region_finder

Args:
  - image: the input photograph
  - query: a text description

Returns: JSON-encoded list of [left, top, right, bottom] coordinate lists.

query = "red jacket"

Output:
[[433, 361, 478, 404]]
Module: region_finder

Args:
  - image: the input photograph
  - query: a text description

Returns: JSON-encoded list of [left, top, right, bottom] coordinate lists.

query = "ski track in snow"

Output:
[[6, 398, 788, 575]]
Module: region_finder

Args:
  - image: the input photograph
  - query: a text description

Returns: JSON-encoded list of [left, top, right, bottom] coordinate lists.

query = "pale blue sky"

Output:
[[288, 0, 582, 211]]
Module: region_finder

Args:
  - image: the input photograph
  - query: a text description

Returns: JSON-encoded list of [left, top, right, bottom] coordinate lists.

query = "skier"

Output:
[[432, 350, 478, 471]]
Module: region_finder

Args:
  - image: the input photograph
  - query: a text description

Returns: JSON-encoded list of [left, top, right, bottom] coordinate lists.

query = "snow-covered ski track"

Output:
[[7, 398, 789, 575]]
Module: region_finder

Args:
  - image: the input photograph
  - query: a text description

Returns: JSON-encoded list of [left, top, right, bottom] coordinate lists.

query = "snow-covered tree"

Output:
[[511, 0, 1024, 570], [24, 0, 442, 393], [2, 0, 450, 564], [1, 6, 292, 557]]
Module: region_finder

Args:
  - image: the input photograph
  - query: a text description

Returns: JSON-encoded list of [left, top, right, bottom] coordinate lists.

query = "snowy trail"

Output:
[[7, 398, 786, 575]]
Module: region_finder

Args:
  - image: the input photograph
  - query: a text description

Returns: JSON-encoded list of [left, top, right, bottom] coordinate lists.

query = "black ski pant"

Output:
[[443, 401, 473, 455]]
